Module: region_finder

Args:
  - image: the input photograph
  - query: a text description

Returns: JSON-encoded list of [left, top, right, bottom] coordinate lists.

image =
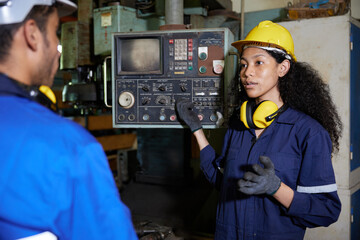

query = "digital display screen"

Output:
[[117, 38, 162, 75]]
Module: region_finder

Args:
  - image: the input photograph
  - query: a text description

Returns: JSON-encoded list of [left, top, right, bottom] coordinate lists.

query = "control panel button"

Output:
[[142, 114, 150, 121], [118, 114, 125, 121], [213, 64, 224, 74], [198, 47, 208, 60], [213, 60, 224, 74], [159, 114, 166, 121], [199, 52, 207, 60], [199, 66, 207, 74], [210, 113, 218, 122], [118, 91, 135, 109], [128, 114, 136, 121]]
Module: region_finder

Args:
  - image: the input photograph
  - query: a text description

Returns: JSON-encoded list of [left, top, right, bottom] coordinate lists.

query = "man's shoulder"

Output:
[[1, 97, 96, 144], [39, 111, 96, 145]]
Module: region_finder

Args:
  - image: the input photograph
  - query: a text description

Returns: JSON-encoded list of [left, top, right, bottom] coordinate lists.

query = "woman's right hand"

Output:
[[176, 99, 202, 133]]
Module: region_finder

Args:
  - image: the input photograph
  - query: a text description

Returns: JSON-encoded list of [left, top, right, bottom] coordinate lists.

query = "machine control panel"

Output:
[[112, 28, 234, 128]]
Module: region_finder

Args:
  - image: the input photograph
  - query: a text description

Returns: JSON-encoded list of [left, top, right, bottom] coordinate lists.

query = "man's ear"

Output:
[[278, 59, 290, 77], [23, 19, 40, 51]]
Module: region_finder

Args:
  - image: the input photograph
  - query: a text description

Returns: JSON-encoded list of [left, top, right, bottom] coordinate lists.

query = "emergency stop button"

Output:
[[213, 60, 224, 74]]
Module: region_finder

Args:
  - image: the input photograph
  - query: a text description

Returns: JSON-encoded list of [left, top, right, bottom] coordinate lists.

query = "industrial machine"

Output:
[[109, 28, 236, 128]]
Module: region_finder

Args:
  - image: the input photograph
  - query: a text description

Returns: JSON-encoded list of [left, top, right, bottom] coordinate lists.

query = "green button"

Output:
[[199, 52, 207, 60], [188, 66, 193, 70], [199, 66, 206, 74]]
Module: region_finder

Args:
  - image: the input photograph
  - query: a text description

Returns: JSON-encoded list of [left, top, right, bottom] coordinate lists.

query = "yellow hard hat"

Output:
[[232, 20, 296, 62]]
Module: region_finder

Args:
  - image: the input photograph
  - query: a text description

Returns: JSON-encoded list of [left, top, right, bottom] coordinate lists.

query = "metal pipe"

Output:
[[165, 0, 183, 25], [240, 0, 245, 40]]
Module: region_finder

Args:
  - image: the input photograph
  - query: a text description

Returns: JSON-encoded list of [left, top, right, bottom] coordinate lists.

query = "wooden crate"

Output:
[[287, 0, 348, 20], [288, 7, 335, 19]]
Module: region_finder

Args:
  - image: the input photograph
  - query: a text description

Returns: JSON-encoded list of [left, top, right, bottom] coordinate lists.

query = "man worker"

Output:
[[0, 1, 138, 239]]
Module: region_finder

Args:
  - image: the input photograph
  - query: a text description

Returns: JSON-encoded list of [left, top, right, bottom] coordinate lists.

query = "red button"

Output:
[[213, 64, 224, 74], [169, 39, 174, 44]]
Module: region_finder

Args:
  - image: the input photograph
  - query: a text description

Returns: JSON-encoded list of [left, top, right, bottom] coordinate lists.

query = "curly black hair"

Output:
[[239, 50, 342, 153]]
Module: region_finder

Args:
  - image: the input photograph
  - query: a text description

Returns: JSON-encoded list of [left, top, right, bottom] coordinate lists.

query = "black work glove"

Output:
[[176, 99, 202, 132], [238, 156, 281, 195]]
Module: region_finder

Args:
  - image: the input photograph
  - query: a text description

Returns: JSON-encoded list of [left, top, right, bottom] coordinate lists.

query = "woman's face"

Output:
[[240, 47, 285, 104]]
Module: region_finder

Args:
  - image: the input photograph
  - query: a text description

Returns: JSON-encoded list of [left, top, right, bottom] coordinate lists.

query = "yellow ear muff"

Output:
[[39, 85, 56, 104], [253, 101, 278, 128], [240, 100, 279, 129], [240, 100, 258, 129], [240, 101, 250, 128]]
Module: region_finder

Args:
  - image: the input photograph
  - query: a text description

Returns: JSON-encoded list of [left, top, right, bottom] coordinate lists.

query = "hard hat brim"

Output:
[[232, 40, 297, 62], [56, 0, 77, 18]]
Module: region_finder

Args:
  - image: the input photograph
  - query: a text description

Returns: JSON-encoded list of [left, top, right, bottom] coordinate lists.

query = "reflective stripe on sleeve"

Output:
[[297, 183, 337, 193]]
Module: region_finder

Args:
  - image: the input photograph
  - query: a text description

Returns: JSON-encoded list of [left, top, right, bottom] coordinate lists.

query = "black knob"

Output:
[[142, 85, 149, 92], [142, 98, 150, 105]]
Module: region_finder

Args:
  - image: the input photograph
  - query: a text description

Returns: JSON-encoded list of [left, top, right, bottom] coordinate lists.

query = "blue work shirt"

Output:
[[200, 107, 341, 240], [0, 74, 138, 239]]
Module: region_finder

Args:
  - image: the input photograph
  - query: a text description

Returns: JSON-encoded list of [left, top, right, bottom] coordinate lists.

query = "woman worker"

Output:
[[176, 20, 342, 239]]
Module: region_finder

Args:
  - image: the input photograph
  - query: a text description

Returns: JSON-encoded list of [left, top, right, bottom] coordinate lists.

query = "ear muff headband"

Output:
[[240, 100, 279, 129]]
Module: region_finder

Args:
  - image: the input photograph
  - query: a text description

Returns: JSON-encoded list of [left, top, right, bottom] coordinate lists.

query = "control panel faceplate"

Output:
[[112, 28, 234, 128]]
